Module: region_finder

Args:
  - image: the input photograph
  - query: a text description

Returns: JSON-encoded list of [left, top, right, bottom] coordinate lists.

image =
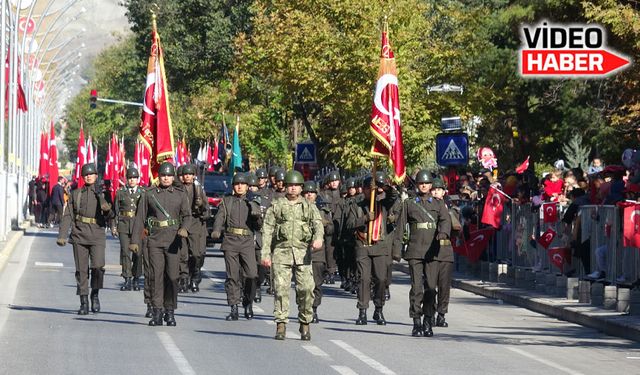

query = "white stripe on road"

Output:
[[626, 357, 640, 359], [331, 340, 396, 375], [34, 262, 63, 267], [331, 366, 359, 375], [302, 344, 330, 358], [253, 305, 264, 313], [285, 330, 298, 340], [507, 347, 584, 375], [156, 332, 196, 375]]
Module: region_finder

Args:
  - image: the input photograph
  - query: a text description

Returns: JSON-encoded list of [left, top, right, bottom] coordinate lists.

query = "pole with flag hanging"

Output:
[[48, 121, 59, 195], [229, 115, 242, 175], [74, 125, 87, 188]]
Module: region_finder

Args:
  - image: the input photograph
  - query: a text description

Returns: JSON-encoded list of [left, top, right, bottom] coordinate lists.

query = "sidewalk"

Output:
[[393, 262, 640, 343], [0, 222, 29, 273]]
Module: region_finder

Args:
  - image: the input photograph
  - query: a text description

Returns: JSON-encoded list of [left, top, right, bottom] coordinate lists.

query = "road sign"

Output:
[[296, 143, 316, 164], [436, 133, 468, 166]]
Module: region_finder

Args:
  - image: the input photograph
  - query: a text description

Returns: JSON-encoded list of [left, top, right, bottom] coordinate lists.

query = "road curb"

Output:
[[0, 222, 29, 273], [393, 262, 640, 343]]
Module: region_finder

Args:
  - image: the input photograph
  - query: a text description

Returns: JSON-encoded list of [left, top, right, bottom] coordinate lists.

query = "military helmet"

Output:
[[232, 172, 249, 185], [176, 165, 185, 176], [284, 170, 304, 185], [375, 171, 389, 186], [345, 177, 356, 189], [326, 170, 340, 183], [415, 169, 433, 184], [362, 175, 373, 188], [81, 163, 97, 177], [431, 178, 446, 189], [247, 173, 258, 186], [126, 167, 140, 178], [255, 168, 268, 179], [269, 166, 280, 177], [182, 164, 197, 175], [158, 162, 176, 176], [303, 181, 318, 193], [274, 169, 286, 182]]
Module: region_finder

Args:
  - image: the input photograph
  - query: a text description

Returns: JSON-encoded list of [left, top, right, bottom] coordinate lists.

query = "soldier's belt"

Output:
[[226, 227, 252, 236], [411, 222, 436, 230], [119, 211, 135, 218], [148, 219, 179, 228], [75, 215, 97, 224]]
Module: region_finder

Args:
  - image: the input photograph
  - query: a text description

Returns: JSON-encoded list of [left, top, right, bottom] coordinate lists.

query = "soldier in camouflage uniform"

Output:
[[261, 170, 324, 341], [57, 163, 113, 315], [112, 167, 144, 292]]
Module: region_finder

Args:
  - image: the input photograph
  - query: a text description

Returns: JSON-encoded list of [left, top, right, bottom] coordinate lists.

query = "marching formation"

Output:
[[56, 162, 456, 341]]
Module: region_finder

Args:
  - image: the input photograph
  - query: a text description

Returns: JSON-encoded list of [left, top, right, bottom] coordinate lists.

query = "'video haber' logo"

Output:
[[519, 21, 631, 78]]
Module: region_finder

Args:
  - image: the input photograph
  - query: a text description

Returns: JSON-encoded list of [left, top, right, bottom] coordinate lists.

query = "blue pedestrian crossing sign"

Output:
[[296, 143, 316, 164], [435, 133, 468, 166]]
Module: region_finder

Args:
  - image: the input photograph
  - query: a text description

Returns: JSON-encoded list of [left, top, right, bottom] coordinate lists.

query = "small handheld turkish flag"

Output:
[[537, 227, 557, 249], [623, 204, 640, 248], [548, 247, 571, 270], [481, 186, 505, 229], [465, 228, 495, 263], [515, 156, 530, 174], [542, 203, 558, 223]]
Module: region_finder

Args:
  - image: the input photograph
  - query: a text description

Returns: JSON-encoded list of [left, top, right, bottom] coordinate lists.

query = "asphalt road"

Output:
[[0, 228, 639, 375]]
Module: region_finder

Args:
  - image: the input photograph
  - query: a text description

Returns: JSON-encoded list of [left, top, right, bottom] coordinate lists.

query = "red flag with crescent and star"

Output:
[[515, 156, 530, 174], [548, 247, 571, 270], [537, 227, 557, 249], [623, 203, 640, 248], [542, 202, 558, 223], [369, 26, 405, 184], [465, 228, 495, 262], [138, 16, 175, 181], [481, 186, 506, 229]]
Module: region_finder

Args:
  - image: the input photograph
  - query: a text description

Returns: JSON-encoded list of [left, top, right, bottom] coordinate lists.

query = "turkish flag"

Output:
[[542, 203, 558, 223], [104, 135, 112, 181], [548, 247, 571, 270], [537, 227, 557, 249], [369, 29, 405, 184], [623, 204, 640, 248], [73, 126, 86, 188], [516, 156, 530, 174], [451, 234, 467, 256], [465, 228, 495, 263], [481, 186, 505, 229], [38, 131, 48, 179], [48, 121, 58, 195]]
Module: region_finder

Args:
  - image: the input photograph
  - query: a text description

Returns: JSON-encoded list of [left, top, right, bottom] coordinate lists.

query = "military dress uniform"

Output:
[[181, 164, 210, 292], [131, 162, 191, 327], [212, 173, 261, 321], [57, 163, 113, 315], [261, 171, 324, 341], [394, 171, 451, 337], [113, 169, 144, 292], [319, 171, 343, 284]]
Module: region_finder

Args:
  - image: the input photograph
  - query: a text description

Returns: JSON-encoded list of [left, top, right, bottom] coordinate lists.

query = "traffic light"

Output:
[[90, 89, 97, 109]]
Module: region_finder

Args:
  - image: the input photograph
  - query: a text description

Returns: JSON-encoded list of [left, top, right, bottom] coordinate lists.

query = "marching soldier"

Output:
[[339, 177, 360, 294], [261, 170, 324, 341], [181, 164, 210, 293], [131, 162, 191, 327], [319, 170, 343, 284], [272, 169, 286, 199], [176, 166, 189, 293], [57, 163, 113, 315], [394, 171, 451, 337], [345, 172, 398, 326], [211, 172, 262, 320], [253, 168, 273, 302], [426, 178, 455, 329], [302, 181, 331, 323], [112, 167, 144, 292]]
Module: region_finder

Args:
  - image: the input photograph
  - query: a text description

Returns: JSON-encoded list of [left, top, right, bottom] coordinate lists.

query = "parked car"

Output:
[[202, 173, 231, 246]]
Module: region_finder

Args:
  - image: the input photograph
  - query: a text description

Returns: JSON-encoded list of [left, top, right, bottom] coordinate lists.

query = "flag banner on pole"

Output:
[[369, 26, 405, 184], [48, 121, 58, 194], [516, 156, 530, 174], [38, 131, 48, 178], [138, 16, 175, 180], [73, 126, 86, 188], [481, 186, 507, 228], [229, 118, 242, 175]]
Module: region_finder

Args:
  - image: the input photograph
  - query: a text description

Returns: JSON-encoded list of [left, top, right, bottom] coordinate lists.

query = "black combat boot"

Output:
[[312, 307, 319, 323], [132, 277, 141, 291], [385, 287, 391, 301], [275, 322, 286, 340], [254, 287, 262, 303], [149, 308, 163, 326], [299, 323, 311, 341], [436, 313, 448, 327], [373, 307, 386, 325], [244, 304, 254, 320], [423, 316, 434, 337], [226, 305, 239, 321], [190, 280, 199, 293], [411, 317, 423, 337], [145, 304, 153, 318], [355, 309, 367, 325], [120, 278, 132, 291], [164, 309, 176, 326], [178, 278, 188, 294], [78, 296, 89, 315], [90, 289, 100, 313]]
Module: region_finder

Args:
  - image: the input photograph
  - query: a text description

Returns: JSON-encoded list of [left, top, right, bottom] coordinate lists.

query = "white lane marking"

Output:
[[331, 340, 396, 375], [507, 347, 584, 375], [0, 234, 35, 332], [285, 330, 298, 340], [253, 305, 264, 313], [331, 366, 359, 375], [265, 320, 275, 325], [208, 277, 225, 283], [156, 332, 196, 375], [627, 357, 640, 359], [35, 261, 63, 267], [302, 344, 330, 358]]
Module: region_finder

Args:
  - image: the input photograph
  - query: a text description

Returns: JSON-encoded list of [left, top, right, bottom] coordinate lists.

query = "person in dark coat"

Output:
[[49, 176, 66, 225]]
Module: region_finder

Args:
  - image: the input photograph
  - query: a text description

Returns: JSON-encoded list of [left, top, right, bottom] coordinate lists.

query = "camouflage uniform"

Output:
[[261, 196, 324, 324]]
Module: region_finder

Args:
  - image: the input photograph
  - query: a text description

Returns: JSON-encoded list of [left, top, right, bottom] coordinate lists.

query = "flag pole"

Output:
[[368, 157, 377, 246]]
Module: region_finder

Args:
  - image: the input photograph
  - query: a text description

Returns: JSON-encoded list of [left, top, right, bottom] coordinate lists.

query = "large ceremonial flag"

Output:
[[229, 118, 242, 174], [138, 15, 175, 180], [481, 186, 507, 229], [38, 131, 48, 178], [369, 25, 405, 183], [48, 121, 58, 194], [73, 125, 87, 188]]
